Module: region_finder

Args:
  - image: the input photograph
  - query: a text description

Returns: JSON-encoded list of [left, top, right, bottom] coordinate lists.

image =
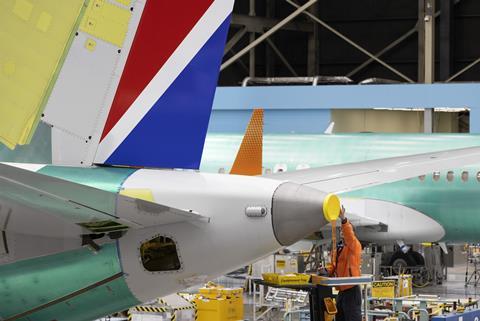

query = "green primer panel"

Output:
[[0, 243, 139, 320], [16, 278, 138, 321], [38, 165, 136, 193], [343, 175, 480, 243], [0, 121, 51, 163], [1, 165, 137, 225]]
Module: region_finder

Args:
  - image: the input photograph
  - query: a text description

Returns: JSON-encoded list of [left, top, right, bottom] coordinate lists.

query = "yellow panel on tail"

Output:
[[120, 188, 155, 202], [230, 109, 264, 176], [0, 0, 86, 149], [80, 0, 132, 47]]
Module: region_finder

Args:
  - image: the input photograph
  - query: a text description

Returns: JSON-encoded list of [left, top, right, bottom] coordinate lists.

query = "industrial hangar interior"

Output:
[[1, 1, 480, 321]]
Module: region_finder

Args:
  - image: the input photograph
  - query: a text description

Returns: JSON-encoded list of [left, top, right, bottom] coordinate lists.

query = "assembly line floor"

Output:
[[242, 264, 480, 320], [415, 263, 480, 298]]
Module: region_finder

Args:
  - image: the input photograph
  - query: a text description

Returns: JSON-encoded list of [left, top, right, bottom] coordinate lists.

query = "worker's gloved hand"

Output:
[[317, 266, 329, 276], [339, 205, 346, 223]]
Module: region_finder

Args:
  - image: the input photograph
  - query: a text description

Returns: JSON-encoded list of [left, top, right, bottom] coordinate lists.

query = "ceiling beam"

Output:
[[231, 13, 313, 33]]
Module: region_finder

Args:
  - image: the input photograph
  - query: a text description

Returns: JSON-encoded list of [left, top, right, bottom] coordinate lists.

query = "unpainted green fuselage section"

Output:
[[0, 166, 140, 321], [0, 243, 139, 321], [202, 133, 480, 242]]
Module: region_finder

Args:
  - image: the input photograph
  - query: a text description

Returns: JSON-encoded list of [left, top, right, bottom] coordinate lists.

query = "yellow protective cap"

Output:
[[323, 194, 341, 222]]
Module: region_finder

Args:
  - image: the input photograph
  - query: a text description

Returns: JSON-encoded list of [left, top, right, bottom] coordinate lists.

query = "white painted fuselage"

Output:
[[118, 170, 283, 301]]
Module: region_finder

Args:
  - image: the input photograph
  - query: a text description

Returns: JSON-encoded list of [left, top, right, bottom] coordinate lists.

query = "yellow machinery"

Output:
[[194, 283, 243, 321]]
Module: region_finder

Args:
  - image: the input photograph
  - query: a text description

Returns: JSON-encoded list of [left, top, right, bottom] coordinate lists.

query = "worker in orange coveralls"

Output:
[[328, 205, 362, 321]]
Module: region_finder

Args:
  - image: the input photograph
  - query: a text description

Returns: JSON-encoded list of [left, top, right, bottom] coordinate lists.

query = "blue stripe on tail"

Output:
[[105, 15, 231, 169]]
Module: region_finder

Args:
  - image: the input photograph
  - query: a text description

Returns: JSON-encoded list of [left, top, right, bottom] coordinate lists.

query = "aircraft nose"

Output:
[[271, 182, 339, 246]]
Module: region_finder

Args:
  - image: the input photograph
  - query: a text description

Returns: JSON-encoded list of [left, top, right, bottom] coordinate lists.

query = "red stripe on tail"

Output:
[[101, 0, 215, 140]]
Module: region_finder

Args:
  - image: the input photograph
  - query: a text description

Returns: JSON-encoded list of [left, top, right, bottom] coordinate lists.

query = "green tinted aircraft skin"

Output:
[[1, 133, 480, 320], [0, 166, 140, 321], [202, 133, 480, 243], [0, 244, 140, 321]]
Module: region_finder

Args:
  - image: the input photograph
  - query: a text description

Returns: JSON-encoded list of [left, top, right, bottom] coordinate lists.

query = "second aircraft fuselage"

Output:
[[202, 133, 480, 242]]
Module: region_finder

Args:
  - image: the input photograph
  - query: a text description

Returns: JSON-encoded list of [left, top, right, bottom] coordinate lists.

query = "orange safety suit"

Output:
[[328, 219, 362, 291]]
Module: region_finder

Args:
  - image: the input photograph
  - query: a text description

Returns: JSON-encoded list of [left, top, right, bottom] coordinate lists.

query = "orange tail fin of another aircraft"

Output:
[[230, 109, 264, 176]]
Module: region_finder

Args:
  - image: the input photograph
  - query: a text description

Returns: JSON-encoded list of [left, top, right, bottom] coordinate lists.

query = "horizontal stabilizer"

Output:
[[0, 163, 208, 238]]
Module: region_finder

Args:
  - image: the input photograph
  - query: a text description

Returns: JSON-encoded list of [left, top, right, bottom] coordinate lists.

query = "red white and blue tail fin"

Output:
[[42, 0, 235, 169], [95, 1, 234, 169]]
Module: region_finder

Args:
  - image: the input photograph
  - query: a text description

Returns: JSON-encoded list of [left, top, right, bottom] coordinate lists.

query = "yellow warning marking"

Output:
[[13, 0, 33, 21], [36, 11, 52, 32], [120, 189, 155, 202], [134, 306, 168, 313], [80, 0, 132, 47], [85, 38, 97, 52], [371, 280, 396, 298], [0, 0, 86, 149]]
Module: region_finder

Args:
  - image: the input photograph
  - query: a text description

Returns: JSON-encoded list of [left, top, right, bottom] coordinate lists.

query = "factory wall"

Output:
[[211, 84, 480, 133], [331, 110, 460, 133]]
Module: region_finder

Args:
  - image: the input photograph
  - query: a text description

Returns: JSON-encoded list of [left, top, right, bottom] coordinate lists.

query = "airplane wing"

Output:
[[0, 163, 208, 238], [265, 146, 480, 193]]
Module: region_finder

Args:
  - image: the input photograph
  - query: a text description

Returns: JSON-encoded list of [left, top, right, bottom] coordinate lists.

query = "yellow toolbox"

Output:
[[198, 286, 243, 299], [194, 284, 243, 321], [262, 273, 311, 285]]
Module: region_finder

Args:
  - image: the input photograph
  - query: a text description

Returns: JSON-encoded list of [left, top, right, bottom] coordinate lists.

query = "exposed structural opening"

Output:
[[140, 236, 181, 272]]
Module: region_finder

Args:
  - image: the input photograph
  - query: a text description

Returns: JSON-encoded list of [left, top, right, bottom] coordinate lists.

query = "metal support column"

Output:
[[418, 0, 426, 83], [307, 2, 319, 76], [424, 0, 435, 85], [265, 0, 275, 77], [439, 0, 454, 81], [249, 0, 256, 77], [421, 0, 436, 133]]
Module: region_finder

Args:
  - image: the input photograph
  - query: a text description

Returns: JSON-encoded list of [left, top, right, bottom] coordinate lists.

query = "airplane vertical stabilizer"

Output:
[[42, 1, 234, 169], [230, 109, 264, 176]]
